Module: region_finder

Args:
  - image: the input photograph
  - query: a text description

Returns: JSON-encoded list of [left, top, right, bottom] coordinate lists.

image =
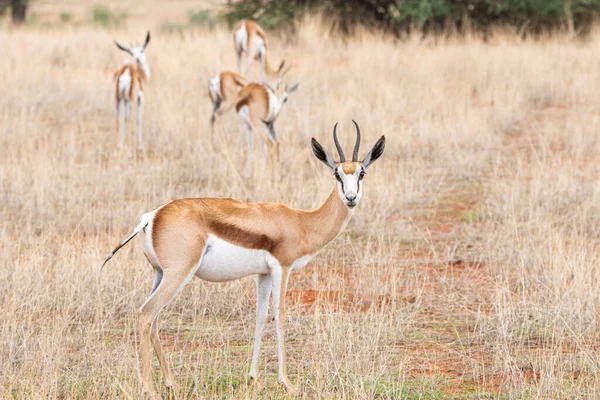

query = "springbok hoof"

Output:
[[278, 377, 297, 394], [249, 375, 265, 390]]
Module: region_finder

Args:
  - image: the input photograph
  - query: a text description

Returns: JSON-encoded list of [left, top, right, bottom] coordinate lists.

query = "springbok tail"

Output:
[[101, 214, 151, 271]]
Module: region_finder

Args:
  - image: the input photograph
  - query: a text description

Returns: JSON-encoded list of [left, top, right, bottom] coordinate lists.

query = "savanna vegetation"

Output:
[[2, 0, 600, 398]]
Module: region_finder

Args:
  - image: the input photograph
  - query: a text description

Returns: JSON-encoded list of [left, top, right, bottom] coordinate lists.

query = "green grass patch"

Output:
[[92, 6, 127, 28]]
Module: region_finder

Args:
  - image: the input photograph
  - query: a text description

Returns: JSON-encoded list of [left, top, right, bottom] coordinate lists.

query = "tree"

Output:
[[11, 0, 27, 25]]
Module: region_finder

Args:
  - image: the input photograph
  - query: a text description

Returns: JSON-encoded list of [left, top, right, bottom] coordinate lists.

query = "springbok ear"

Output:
[[286, 83, 299, 94], [143, 31, 151, 48], [115, 41, 132, 55], [362, 135, 385, 170], [311, 138, 336, 171]]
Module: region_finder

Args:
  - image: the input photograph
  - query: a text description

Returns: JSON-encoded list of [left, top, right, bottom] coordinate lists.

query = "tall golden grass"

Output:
[[2, 6, 600, 398]]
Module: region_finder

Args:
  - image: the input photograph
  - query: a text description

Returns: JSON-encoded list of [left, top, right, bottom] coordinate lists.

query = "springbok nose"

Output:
[[346, 192, 357, 201]]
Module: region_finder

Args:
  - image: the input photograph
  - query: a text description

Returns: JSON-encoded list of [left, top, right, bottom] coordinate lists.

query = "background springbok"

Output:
[[208, 70, 248, 126], [101, 121, 386, 397], [233, 19, 286, 81], [114, 31, 151, 149], [216, 82, 298, 175]]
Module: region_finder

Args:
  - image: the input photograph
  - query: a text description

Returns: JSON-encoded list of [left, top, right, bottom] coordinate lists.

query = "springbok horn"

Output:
[[333, 122, 345, 162], [352, 119, 361, 162]]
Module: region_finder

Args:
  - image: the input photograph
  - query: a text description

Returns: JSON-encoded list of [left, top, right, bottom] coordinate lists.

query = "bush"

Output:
[[188, 9, 217, 30], [59, 11, 71, 23], [92, 5, 126, 28], [221, 0, 600, 36]]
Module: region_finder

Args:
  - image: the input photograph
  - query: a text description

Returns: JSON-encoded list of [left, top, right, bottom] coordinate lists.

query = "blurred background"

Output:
[[2, 1, 600, 399]]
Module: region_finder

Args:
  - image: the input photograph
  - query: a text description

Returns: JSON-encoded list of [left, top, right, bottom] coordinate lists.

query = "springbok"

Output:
[[102, 121, 385, 397], [216, 82, 298, 174], [114, 31, 151, 149], [234, 19, 286, 81], [208, 70, 249, 125]]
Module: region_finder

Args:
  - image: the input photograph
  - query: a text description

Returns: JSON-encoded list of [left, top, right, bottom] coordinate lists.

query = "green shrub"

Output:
[[221, 0, 600, 36], [59, 11, 71, 23], [188, 9, 217, 30], [92, 5, 126, 28]]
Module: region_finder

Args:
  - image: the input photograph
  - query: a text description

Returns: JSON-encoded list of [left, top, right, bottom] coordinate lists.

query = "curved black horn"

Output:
[[333, 122, 345, 162], [352, 119, 361, 162]]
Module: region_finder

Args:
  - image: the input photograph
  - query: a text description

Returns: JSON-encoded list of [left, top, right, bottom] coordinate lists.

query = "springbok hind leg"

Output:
[[145, 268, 175, 388], [136, 92, 144, 151], [116, 99, 122, 146], [137, 266, 197, 398]]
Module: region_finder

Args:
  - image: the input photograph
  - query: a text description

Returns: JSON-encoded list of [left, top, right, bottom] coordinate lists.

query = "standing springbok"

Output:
[[216, 82, 298, 174], [208, 70, 249, 125], [234, 19, 286, 81], [114, 31, 151, 149], [102, 121, 385, 397]]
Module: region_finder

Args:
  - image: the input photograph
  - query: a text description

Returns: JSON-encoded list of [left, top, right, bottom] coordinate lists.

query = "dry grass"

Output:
[[2, 2, 600, 398]]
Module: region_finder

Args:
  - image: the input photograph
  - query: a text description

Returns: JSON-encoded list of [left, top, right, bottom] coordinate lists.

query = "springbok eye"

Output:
[[334, 172, 342, 182], [359, 170, 365, 180]]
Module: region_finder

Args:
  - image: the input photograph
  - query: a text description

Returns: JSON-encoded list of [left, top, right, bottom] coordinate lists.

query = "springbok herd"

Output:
[[105, 19, 386, 397]]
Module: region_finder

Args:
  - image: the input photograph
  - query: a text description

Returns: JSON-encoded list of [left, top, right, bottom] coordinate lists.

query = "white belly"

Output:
[[195, 234, 270, 282]]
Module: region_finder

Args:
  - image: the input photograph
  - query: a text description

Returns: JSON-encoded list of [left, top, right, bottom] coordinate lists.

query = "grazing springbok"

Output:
[[216, 82, 298, 174], [114, 31, 151, 149], [102, 121, 385, 397], [208, 70, 249, 125], [234, 19, 286, 81]]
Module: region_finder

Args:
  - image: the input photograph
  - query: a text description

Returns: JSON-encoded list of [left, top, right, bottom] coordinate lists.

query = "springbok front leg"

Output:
[[270, 264, 294, 390], [251, 116, 280, 175], [238, 107, 255, 175], [259, 53, 266, 82], [243, 36, 256, 77], [136, 92, 144, 150], [249, 274, 272, 382]]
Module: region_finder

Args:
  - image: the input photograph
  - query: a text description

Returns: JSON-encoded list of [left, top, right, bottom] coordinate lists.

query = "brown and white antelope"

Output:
[[234, 19, 286, 81], [102, 121, 385, 397], [208, 70, 249, 125], [216, 82, 298, 174], [114, 31, 151, 149]]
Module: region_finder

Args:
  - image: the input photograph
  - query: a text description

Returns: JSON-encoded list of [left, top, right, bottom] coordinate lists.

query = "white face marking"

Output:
[[334, 164, 365, 208], [266, 88, 282, 121], [265, 86, 293, 122], [130, 46, 146, 64], [128, 46, 150, 81], [195, 234, 270, 282]]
